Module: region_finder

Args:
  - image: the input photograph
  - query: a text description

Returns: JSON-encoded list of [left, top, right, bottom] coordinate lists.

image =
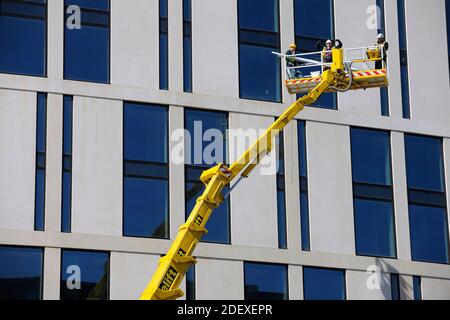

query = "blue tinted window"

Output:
[[276, 132, 286, 249], [351, 128, 396, 258], [35, 93, 47, 231], [124, 177, 169, 238], [238, 0, 281, 102], [185, 109, 228, 166], [409, 205, 449, 264], [186, 265, 195, 300], [124, 103, 168, 163], [298, 121, 310, 251], [60, 250, 109, 300], [377, 0, 390, 116], [64, 0, 110, 83], [61, 96, 73, 233], [294, 0, 337, 110], [397, 0, 410, 119], [303, 267, 346, 300], [185, 109, 230, 244], [405, 135, 445, 192], [238, 0, 278, 32], [244, 262, 288, 300], [123, 102, 169, 239], [294, 0, 333, 39], [160, 0, 168, 90], [413, 276, 422, 300], [390, 273, 400, 300], [183, 0, 192, 93], [0, 0, 47, 76], [354, 199, 396, 257], [351, 128, 392, 186], [0, 246, 43, 300]]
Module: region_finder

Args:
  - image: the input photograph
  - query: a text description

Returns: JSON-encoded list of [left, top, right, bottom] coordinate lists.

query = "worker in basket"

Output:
[[286, 43, 303, 79], [374, 33, 389, 69], [322, 39, 334, 71]]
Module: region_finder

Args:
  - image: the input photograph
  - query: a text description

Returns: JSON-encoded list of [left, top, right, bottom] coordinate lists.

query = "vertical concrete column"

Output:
[[383, 0, 403, 118], [288, 265, 303, 300], [168, 0, 184, 92], [169, 105, 186, 239], [45, 94, 63, 232], [47, 0, 64, 79], [391, 132, 411, 260], [43, 247, 61, 300], [283, 121, 301, 251], [279, 0, 295, 103], [399, 275, 414, 300]]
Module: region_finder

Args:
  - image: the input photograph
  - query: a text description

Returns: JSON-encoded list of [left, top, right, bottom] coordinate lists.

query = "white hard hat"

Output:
[[377, 33, 385, 39], [326, 39, 332, 44]]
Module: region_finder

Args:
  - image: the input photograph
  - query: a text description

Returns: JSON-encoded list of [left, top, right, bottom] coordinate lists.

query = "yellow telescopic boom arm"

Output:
[[140, 49, 343, 300]]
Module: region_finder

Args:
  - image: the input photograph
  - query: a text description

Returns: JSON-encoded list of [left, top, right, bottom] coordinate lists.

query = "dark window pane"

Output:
[[244, 262, 288, 300], [60, 250, 109, 300], [354, 198, 396, 258], [377, 0, 386, 34], [124, 177, 169, 239], [183, 0, 191, 21], [64, 0, 110, 83], [0, 6, 46, 76], [183, 34, 192, 93], [186, 265, 195, 300], [294, 0, 333, 39], [159, 33, 168, 90], [400, 64, 410, 119], [413, 276, 422, 300], [0, 246, 43, 300], [351, 128, 392, 186], [380, 86, 389, 117], [390, 273, 400, 300], [124, 161, 168, 180], [303, 267, 345, 300], [397, 0, 407, 50], [124, 103, 168, 163], [238, 0, 279, 32], [239, 44, 281, 102], [408, 189, 446, 208], [61, 171, 72, 233], [277, 189, 287, 249], [34, 169, 45, 231], [297, 121, 307, 177], [66, 0, 109, 10], [36, 93, 47, 153], [409, 204, 449, 264], [185, 109, 228, 166], [300, 192, 310, 251], [63, 96, 73, 156], [353, 183, 393, 202], [405, 134, 445, 192]]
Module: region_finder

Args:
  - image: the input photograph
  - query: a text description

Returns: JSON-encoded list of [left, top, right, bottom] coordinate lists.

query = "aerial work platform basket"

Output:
[[276, 45, 389, 94]]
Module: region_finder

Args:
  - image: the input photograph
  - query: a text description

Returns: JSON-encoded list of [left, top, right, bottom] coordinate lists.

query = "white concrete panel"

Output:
[[196, 258, 244, 300], [405, 0, 450, 123], [335, 0, 381, 116], [192, 0, 239, 97], [45, 94, 63, 232], [43, 248, 60, 300], [47, 0, 64, 79], [229, 113, 278, 248], [110, 252, 160, 300], [111, 0, 159, 88], [0, 89, 36, 230], [307, 122, 355, 255], [391, 132, 410, 260], [421, 277, 450, 300], [288, 265, 303, 300], [71, 97, 122, 236], [347, 270, 391, 300]]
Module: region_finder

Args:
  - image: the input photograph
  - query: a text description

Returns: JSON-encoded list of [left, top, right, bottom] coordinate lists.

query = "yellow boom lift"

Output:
[[140, 41, 389, 300]]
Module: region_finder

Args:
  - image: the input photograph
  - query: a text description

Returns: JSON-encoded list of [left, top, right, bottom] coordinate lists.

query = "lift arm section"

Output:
[[140, 50, 341, 301]]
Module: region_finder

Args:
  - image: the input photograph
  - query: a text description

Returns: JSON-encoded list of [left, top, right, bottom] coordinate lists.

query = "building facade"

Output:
[[0, 0, 450, 300]]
